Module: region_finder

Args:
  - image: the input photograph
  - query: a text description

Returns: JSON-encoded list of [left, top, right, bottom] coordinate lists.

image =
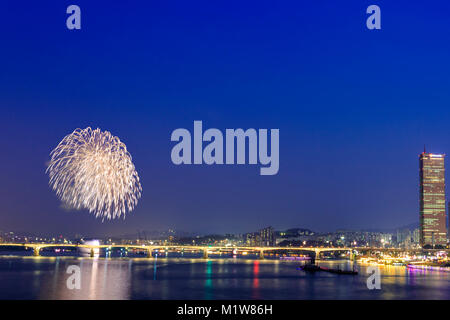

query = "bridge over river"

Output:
[[0, 243, 356, 259], [0, 243, 446, 259]]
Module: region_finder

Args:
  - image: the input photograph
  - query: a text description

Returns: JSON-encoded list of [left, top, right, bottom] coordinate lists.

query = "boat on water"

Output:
[[297, 264, 358, 275], [297, 264, 321, 272]]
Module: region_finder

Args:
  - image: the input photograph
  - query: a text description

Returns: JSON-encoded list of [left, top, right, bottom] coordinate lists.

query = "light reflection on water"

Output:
[[0, 255, 449, 300]]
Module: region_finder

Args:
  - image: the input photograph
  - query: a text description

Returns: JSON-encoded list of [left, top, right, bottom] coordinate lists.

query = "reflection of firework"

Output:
[[46, 127, 142, 220]]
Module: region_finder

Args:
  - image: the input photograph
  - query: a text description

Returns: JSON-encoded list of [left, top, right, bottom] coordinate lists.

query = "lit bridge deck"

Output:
[[0, 243, 355, 259], [0, 243, 445, 259]]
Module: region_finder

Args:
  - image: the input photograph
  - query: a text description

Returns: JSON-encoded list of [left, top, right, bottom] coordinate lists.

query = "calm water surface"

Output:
[[0, 253, 449, 300]]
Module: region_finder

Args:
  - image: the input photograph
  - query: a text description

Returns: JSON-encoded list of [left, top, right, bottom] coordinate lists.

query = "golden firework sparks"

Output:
[[46, 127, 142, 220]]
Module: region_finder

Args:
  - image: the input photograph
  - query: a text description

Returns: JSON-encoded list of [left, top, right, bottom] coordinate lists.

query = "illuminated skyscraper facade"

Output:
[[419, 152, 447, 248]]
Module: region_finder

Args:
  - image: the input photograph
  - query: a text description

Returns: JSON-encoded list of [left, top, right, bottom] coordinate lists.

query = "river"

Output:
[[0, 253, 449, 299]]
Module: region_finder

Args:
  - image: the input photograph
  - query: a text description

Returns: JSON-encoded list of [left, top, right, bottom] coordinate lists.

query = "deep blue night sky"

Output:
[[1, 1, 450, 236]]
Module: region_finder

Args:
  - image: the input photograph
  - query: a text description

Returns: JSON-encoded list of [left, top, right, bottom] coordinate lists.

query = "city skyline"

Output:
[[0, 223, 425, 247], [0, 218, 424, 240]]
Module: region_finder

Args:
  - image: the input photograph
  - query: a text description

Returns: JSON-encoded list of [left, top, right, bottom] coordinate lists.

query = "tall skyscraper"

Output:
[[419, 151, 447, 248], [259, 226, 276, 247]]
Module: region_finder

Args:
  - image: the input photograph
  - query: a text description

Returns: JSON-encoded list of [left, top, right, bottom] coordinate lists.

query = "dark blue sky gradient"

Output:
[[1, 1, 450, 236]]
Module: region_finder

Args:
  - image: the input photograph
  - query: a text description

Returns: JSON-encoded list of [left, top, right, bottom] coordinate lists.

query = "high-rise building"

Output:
[[245, 232, 260, 247], [245, 226, 276, 247], [259, 226, 275, 247], [419, 151, 447, 248]]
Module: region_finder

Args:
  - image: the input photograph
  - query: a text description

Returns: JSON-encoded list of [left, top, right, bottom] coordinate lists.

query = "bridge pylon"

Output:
[[314, 249, 321, 262], [33, 247, 41, 256], [203, 249, 208, 259], [259, 250, 265, 260]]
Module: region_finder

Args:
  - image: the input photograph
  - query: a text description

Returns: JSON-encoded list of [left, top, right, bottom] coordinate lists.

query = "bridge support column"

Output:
[[203, 249, 208, 259], [259, 250, 265, 260], [147, 247, 153, 258], [314, 250, 321, 262], [33, 247, 41, 256]]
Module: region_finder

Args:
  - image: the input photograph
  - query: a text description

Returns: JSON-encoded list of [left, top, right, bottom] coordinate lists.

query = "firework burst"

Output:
[[46, 127, 142, 220]]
